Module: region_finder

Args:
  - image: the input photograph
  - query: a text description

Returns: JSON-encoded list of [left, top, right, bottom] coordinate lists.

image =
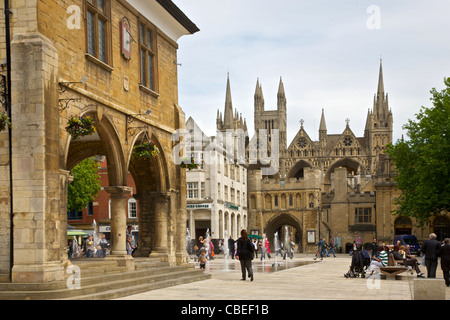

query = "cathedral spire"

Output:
[[374, 59, 389, 121], [377, 59, 384, 97], [277, 76, 286, 111], [223, 73, 234, 128], [319, 108, 327, 132]]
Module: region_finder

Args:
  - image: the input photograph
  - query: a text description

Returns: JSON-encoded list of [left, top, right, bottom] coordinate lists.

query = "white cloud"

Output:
[[173, 0, 450, 143]]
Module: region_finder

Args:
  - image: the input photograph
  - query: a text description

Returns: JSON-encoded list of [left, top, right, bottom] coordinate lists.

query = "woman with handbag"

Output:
[[235, 229, 255, 281]]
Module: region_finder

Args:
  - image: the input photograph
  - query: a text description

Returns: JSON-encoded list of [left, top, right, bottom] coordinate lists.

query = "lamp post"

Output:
[[4, 0, 13, 281]]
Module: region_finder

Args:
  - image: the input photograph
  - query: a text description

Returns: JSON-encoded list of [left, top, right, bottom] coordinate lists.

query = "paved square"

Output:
[[117, 254, 450, 300]]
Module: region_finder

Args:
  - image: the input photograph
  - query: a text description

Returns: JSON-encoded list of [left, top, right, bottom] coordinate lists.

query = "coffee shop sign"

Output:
[[187, 204, 212, 209]]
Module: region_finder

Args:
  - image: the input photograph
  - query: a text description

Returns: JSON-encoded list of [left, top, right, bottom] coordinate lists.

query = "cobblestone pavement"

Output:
[[118, 253, 450, 300]]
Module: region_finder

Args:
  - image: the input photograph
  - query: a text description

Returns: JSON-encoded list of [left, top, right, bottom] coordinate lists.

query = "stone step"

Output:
[[0, 261, 209, 300], [58, 270, 210, 300]]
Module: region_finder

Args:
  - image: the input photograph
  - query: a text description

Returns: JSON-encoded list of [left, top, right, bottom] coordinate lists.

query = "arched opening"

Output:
[[394, 216, 412, 235], [128, 131, 170, 257], [324, 158, 362, 190], [433, 215, 450, 241], [264, 213, 303, 253], [65, 111, 129, 258], [287, 160, 313, 179]]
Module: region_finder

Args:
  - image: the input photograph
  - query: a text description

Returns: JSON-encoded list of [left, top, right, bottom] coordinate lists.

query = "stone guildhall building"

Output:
[[0, 0, 198, 284]]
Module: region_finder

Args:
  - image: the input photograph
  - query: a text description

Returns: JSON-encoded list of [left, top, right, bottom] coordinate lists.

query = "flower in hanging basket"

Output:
[[65, 116, 96, 139], [0, 112, 11, 132], [180, 157, 199, 170], [132, 141, 160, 159]]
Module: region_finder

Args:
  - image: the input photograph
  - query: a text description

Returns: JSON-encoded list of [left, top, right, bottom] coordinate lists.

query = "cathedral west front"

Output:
[[246, 61, 433, 253]]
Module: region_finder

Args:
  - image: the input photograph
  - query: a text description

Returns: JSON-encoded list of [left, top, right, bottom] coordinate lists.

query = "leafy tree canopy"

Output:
[[68, 158, 102, 212], [386, 77, 450, 225]]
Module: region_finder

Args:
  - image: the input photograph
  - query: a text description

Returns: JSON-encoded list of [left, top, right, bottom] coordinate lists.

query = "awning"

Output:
[[67, 230, 88, 237]]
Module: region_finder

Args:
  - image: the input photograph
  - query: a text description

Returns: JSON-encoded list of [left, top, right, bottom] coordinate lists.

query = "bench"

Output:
[[379, 266, 408, 279], [379, 254, 408, 279]]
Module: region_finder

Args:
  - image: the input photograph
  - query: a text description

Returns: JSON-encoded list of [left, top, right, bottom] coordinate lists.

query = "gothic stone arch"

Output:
[[264, 213, 303, 252]]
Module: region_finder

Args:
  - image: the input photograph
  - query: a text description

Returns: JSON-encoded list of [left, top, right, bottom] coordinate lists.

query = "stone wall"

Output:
[[0, 0, 191, 281]]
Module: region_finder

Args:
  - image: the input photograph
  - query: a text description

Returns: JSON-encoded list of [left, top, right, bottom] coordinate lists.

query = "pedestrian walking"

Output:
[[260, 238, 271, 261], [228, 236, 235, 259], [421, 233, 441, 278], [198, 249, 207, 271], [438, 238, 450, 286], [252, 238, 258, 258], [328, 240, 337, 257], [236, 229, 255, 281], [283, 236, 294, 260], [315, 238, 326, 260]]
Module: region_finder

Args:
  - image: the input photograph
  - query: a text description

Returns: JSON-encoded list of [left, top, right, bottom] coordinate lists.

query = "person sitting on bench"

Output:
[[367, 246, 389, 276], [393, 246, 424, 278]]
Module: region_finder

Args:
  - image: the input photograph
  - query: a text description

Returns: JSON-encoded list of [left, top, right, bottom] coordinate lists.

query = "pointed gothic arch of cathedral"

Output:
[[287, 160, 313, 179], [325, 158, 363, 185]]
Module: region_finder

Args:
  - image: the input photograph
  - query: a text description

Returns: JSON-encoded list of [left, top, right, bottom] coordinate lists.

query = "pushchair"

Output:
[[344, 250, 366, 278], [361, 250, 371, 272]]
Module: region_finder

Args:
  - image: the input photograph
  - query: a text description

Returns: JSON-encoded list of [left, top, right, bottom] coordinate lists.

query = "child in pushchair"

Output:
[[344, 248, 366, 278]]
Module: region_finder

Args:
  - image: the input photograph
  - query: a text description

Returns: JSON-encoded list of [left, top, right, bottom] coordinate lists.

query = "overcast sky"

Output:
[[172, 0, 450, 143]]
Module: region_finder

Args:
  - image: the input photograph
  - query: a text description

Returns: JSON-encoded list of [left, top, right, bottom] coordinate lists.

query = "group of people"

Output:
[[420, 233, 450, 286], [68, 225, 138, 259], [68, 233, 110, 258], [361, 233, 450, 286], [315, 238, 337, 260], [366, 241, 425, 278], [195, 235, 215, 270], [225, 236, 295, 261]]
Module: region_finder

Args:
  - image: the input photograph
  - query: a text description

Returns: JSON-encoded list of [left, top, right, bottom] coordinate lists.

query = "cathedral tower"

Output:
[[365, 60, 393, 164], [253, 77, 287, 154]]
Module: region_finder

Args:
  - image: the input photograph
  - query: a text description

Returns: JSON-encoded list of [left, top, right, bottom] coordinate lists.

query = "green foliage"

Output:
[[386, 77, 450, 224], [132, 141, 160, 159], [0, 112, 11, 131], [65, 116, 96, 139], [67, 158, 102, 212]]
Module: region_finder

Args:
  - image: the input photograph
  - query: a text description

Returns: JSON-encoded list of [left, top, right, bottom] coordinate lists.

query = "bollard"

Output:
[[413, 278, 446, 300]]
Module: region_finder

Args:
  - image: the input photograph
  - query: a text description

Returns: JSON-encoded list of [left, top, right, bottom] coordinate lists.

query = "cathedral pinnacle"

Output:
[[223, 73, 234, 128]]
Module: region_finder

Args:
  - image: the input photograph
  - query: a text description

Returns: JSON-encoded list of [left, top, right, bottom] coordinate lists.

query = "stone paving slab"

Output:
[[118, 253, 450, 301]]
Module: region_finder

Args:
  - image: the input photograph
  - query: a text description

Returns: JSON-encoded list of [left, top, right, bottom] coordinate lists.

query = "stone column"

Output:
[[10, 32, 66, 283], [134, 192, 152, 257], [150, 194, 170, 261], [104, 186, 134, 269], [189, 210, 195, 239]]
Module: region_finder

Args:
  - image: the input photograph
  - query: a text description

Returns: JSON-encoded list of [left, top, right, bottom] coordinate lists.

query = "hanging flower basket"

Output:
[[132, 141, 160, 159], [65, 116, 96, 139], [0, 112, 11, 132], [180, 157, 199, 170]]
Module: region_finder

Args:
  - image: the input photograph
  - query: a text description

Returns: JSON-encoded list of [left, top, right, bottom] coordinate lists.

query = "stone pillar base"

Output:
[[149, 251, 169, 263], [175, 250, 190, 266], [105, 255, 135, 271], [11, 261, 68, 284]]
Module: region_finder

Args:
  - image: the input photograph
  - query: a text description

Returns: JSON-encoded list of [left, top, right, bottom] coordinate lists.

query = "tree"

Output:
[[386, 77, 450, 225], [68, 158, 102, 212]]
